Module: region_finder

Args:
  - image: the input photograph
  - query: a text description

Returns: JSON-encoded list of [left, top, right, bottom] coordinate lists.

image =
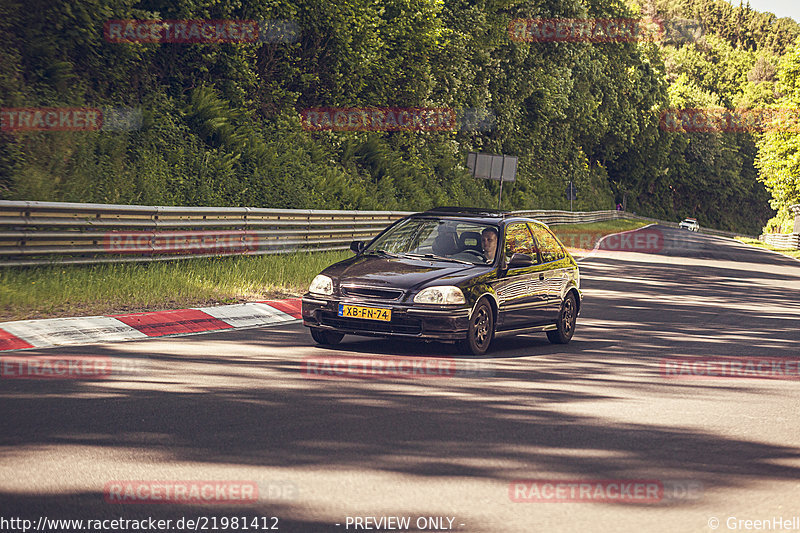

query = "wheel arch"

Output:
[[470, 292, 499, 322], [566, 287, 581, 314]]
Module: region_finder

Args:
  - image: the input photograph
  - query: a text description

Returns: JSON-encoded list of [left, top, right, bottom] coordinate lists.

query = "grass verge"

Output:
[[0, 250, 352, 321], [734, 237, 800, 260], [0, 218, 652, 322]]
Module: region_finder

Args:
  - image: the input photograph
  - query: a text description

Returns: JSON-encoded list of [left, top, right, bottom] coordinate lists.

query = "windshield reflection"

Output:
[[367, 218, 498, 265]]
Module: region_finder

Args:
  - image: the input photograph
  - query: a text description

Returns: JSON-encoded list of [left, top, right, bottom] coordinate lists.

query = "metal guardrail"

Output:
[[521, 209, 757, 239], [0, 201, 414, 266], [0, 201, 755, 266], [618, 213, 757, 239], [759, 233, 800, 250], [511, 209, 627, 225], [758, 204, 800, 249]]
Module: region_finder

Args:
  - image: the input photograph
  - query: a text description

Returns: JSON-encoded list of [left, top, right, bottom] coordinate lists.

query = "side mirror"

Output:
[[507, 253, 533, 268], [350, 240, 365, 254]]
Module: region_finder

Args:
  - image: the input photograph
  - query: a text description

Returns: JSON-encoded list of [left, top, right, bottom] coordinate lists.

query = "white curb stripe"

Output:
[[0, 301, 303, 351], [0, 316, 148, 349], [193, 302, 297, 329]]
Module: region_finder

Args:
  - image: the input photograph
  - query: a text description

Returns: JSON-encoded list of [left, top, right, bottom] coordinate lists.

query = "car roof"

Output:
[[423, 206, 507, 217], [412, 208, 547, 227]]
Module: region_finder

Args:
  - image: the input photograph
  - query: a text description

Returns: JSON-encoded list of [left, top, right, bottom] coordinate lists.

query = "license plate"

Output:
[[338, 304, 391, 321]]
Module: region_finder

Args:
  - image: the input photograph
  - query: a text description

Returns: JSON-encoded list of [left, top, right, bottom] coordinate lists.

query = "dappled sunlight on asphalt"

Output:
[[1, 227, 799, 531]]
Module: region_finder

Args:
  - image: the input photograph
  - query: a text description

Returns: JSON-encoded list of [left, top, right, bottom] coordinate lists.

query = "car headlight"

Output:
[[413, 286, 466, 305], [309, 274, 333, 296]]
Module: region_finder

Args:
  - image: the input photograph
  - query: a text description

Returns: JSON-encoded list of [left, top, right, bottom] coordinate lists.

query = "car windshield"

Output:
[[366, 217, 498, 265]]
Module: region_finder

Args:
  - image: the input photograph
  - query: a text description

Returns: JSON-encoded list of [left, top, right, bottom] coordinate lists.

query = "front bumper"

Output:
[[302, 294, 470, 340]]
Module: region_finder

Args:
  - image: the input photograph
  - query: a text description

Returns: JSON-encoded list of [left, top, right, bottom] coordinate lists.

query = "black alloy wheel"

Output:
[[547, 292, 577, 344], [459, 298, 495, 355]]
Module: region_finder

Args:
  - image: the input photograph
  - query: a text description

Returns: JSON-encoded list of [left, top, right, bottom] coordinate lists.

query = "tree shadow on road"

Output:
[[1, 239, 799, 523]]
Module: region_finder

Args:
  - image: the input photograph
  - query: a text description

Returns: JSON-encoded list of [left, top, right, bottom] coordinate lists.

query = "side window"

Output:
[[529, 224, 566, 263], [503, 223, 538, 265]]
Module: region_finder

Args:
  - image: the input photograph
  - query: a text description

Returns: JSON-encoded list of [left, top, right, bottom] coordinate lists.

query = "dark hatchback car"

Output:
[[302, 208, 581, 355]]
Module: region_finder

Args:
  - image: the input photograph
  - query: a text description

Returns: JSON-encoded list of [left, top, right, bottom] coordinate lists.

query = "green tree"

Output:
[[755, 38, 800, 232]]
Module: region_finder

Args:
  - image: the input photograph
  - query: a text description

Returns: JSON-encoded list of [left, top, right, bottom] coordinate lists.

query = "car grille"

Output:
[[340, 285, 404, 300], [319, 312, 422, 335]]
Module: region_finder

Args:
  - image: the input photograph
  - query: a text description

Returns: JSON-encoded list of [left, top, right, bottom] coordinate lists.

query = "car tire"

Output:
[[310, 327, 344, 345], [547, 292, 577, 345], [459, 298, 495, 356]]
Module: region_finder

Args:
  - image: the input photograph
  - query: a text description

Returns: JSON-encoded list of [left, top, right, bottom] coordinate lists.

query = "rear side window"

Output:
[[529, 224, 566, 263]]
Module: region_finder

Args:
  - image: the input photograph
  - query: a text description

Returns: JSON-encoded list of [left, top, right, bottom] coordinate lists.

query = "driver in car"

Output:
[[481, 227, 498, 263]]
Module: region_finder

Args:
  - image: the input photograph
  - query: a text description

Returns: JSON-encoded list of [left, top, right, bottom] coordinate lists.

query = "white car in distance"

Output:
[[679, 218, 699, 231]]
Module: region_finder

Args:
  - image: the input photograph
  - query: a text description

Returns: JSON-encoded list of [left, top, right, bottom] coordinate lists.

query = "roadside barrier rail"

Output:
[[759, 233, 800, 250], [0, 201, 756, 266]]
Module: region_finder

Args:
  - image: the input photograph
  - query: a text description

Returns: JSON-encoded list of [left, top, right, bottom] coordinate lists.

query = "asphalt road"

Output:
[[1, 226, 799, 533]]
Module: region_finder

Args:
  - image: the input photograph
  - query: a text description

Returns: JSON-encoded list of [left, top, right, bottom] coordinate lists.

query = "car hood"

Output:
[[322, 254, 492, 292]]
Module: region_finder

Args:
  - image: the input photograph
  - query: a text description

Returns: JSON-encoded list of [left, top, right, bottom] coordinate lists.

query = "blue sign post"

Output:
[[566, 181, 577, 211]]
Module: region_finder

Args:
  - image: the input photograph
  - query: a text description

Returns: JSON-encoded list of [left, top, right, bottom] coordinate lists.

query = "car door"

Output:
[[493, 222, 552, 329], [528, 223, 571, 322]]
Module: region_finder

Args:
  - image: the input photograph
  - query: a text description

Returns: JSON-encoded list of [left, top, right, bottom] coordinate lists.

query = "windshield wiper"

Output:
[[402, 252, 473, 265], [364, 249, 399, 258]]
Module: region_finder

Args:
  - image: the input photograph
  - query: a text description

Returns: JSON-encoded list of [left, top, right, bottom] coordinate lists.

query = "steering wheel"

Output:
[[460, 249, 485, 259]]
